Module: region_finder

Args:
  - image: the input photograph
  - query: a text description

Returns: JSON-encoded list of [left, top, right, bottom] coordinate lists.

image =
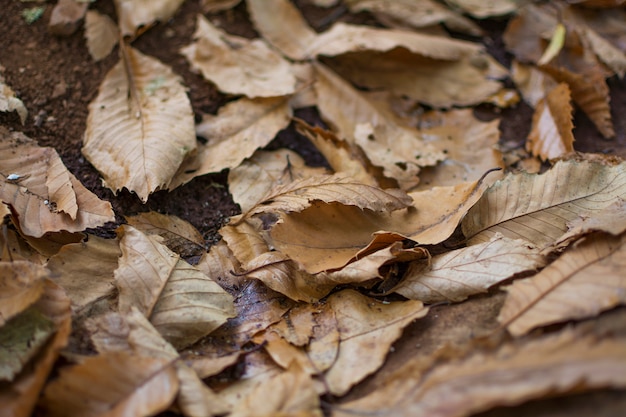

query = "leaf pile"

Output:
[[1, 1, 626, 416]]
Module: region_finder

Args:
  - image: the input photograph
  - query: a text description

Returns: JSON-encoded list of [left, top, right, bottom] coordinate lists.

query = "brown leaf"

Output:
[[556, 199, 626, 247], [527, 83, 575, 161], [84, 11, 119, 62], [0, 128, 115, 237], [499, 232, 626, 336], [181, 15, 296, 97], [0, 261, 47, 326], [114, 0, 185, 37], [83, 44, 196, 201], [0, 70, 27, 124], [40, 351, 179, 417], [48, 0, 88, 36], [126, 211, 205, 258], [446, 0, 517, 18]]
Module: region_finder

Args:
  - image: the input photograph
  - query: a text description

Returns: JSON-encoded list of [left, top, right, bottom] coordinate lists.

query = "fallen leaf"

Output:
[[126, 211, 205, 258], [0, 261, 47, 325], [392, 235, 546, 303], [0, 69, 27, 124], [445, 0, 517, 18], [323, 289, 428, 395], [0, 128, 115, 237], [499, 232, 626, 336], [462, 159, 626, 249], [114, 0, 185, 37], [170, 96, 291, 188], [201, 0, 242, 13], [48, 0, 88, 36], [526, 83, 575, 161], [556, 199, 626, 246], [84, 10, 119, 62], [40, 351, 179, 417], [83, 43, 196, 202], [511, 60, 559, 107], [182, 15, 296, 97]]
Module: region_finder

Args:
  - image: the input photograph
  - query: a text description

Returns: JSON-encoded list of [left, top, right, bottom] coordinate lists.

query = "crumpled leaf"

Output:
[[526, 83, 575, 161], [0, 128, 115, 237], [462, 159, 626, 249], [0, 261, 48, 326], [170, 96, 291, 188], [40, 351, 179, 417], [181, 15, 296, 97], [83, 44, 196, 202], [392, 235, 546, 303], [323, 289, 428, 395], [336, 327, 626, 417], [0, 69, 27, 124], [114, 0, 185, 37], [126, 211, 205, 258], [84, 10, 119, 62], [499, 232, 626, 336]]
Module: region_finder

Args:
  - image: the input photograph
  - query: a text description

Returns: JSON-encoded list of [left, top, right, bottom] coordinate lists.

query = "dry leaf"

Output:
[[556, 199, 626, 246], [114, 0, 185, 37], [170, 96, 292, 188], [201, 0, 242, 12], [181, 15, 296, 97], [0, 70, 27, 124], [446, 0, 517, 18], [324, 289, 428, 395], [0, 128, 115, 237], [84, 10, 119, 62], [527, 83, 575, 161], [0, 262, 47, 326], [83, 44, 196, 202], [511, 60, 559, 107], [46, 235, 120, 313], [126, 211, 205, 258], [393, 235, 546, 303], [462, 160, 626, 249], [336, 328, 626, 417], [48, 0, 88, 36], [40, 351, 179, 417], [499, 232, 626, 336]]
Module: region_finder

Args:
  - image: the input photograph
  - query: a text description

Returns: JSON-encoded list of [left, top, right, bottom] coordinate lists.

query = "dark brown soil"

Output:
[[1, 1, 625, 415]]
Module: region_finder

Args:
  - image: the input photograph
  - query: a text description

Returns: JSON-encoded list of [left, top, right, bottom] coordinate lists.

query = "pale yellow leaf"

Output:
[[445, 0, 517, 18], [181, 15, 296, 97], [0, 262, 47, 326], [0, 128, 115, 237], [170, 96, 291, 188], [336, 328, 626, 417], [462, 160, 626, 249], [126, 211, 205, 258], [499, 233, 626, 336], [246, 0, 318, 60], [0, 70, 27, 124], [83, 44, 196, 202], [527, 83, 575, 161], [393, 235, 546, 303], [41, 352, 179, 417], [114, 0, 185, 37], [46, 235, 120, 312], [84, 10, 119, 62], [228, 149, 328, 214], [324, 289, 428, 396]]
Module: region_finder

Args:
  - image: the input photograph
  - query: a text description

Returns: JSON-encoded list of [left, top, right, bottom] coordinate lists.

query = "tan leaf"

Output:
[[114, 0, 185, 37], [581, 26, 626, 78], [228, 149, 328, 214], [336, 328, 626, 417], [41, 351, 179, 417], [315, 63, 445, 189], [246, 0, 318, 60], [46, 235, 120, 312], [462, 160, 626, 249], [0, 128, 115, 237], [253, 330, 319, 375], [83, 44, 196, 202], [175, 362, 230, 417], [220, 218, 269, 268], [526, 83, 575, 161], [511, 60, 559, 107], [84, 10, 119, 62], [499, 233, 626, 336], [0, 280, 71, 417], [48, 0, 88, 36], [324, 289, 428, 395], [201, 0, 242, 13], [556, 199, 626, 246], [393, 235, 546, 303], [0, 70, 27, 124], [230, 362, 322, 417], [0, 261, 47, 326], [446, 0, 517, 18], [126, 211, 205, 258], [170, 96, 291, 188], [181, 15, 296, 97]]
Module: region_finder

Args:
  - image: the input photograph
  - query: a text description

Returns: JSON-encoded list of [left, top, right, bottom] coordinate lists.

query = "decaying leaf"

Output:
[[83, 44, 196, 202], [0, 128, 115, 237], [462, 159, 626, 249], [0, 261, 47, 326], [114, 0, 185, 37], [0, 69, 27, 124], [84, 10, 119, 62], [170, 96, 292, 188], [499, 232, 626, 336], [182, 15, 296, 98], [556, 199, 626, 246]]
